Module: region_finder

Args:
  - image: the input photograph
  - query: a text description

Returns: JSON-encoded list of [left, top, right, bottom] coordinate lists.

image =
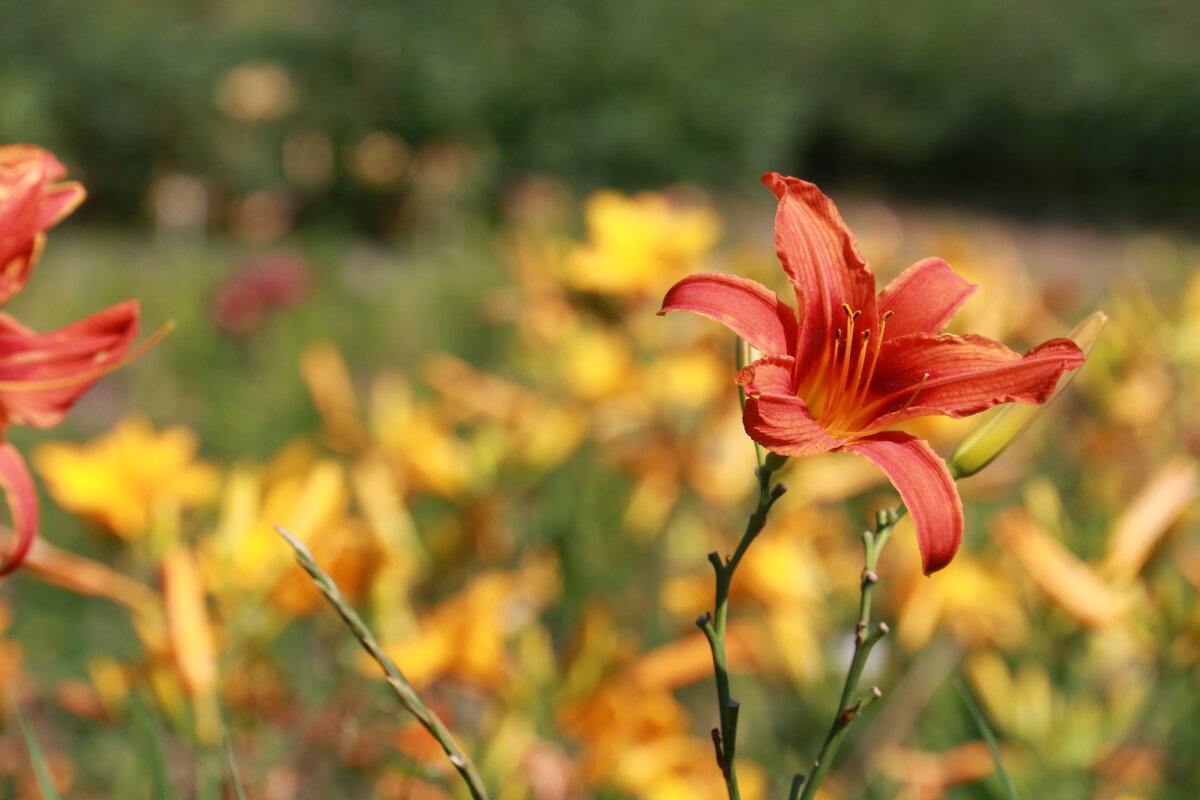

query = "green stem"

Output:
[[275, 525, 490, 800], [955, 677, 1019, 800], [14, 699, 62, 800], [796, 506, 904, 800], [701, 460, 788, 800]]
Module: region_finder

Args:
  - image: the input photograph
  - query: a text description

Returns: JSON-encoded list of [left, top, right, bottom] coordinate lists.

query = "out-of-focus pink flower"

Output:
[[0, 144, 141, 575], [211, 252, 312, 334]]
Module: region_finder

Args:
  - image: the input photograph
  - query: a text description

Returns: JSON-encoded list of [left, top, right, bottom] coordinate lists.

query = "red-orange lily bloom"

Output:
[[0, 144, 140, 575], [659, 174, 1085, 574]]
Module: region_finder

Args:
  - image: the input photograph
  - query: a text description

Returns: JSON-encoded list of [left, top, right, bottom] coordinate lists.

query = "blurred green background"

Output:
[[4, 0, 1200, 230]]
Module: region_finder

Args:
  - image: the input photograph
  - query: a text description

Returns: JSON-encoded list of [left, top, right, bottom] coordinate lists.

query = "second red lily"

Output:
[[0, 145, 141, 576]]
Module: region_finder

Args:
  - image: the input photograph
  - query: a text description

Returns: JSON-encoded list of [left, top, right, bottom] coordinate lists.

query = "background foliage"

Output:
[[3, 0, 1200, 228]]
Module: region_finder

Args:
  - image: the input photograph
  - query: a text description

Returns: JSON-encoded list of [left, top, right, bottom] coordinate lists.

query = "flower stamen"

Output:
[[895, 372, 930, 416], [836, 303, 860, 401], [847, 309, 892, 413]]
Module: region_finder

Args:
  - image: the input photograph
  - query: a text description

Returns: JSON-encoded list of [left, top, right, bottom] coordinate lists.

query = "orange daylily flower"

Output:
[[660, 174, 1085, 573], [0, 144, 140, 575]]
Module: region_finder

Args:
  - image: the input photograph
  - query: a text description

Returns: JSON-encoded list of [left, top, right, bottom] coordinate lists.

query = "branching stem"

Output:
[[795, 505, 905, 800], [701, 458, 788, 800]]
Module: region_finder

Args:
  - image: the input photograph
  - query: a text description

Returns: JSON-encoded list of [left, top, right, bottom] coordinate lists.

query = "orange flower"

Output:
[[660, 175, 1084, 573], [0, 145, 140, 575]]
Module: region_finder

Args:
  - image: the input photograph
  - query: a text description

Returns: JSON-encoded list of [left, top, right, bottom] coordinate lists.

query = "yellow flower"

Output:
[[559, 657, 765, 800], [203, 450, 382, 618], [379, 554, 559, 690], [966, 650, 1146, 771], [886, 530, 1029, 652], [371, 372, 472, 497], [564, 189, 720, 295], [162, 546, 219, 743], [33, 415, 219, 540]]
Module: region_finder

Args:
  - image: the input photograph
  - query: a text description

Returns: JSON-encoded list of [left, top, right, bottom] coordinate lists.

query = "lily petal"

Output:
[[0, 144, 69, 179], [876, 257, 977, 338], [742, 393, 840, 457], [0, 443, 38, 577], [735, 355, 796, 396], [0, 173, 47, 270], [35, 182, 86, 231], [841, 432, 962, 574], [863, 334, 1085, 430], [761, 173, 878, 368], [0, 300, 141, 429], [659, 272, 797, 357]]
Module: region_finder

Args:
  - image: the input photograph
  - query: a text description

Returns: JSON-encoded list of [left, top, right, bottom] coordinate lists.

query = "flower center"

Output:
[[811, 304, 928, 435]]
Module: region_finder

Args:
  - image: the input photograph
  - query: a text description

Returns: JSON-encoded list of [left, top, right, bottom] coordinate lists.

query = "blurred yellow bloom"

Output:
[[886, 520, 1028, 651], [381, 555, 559, 690], [564, 189, 720, 295], [661, 505, 840, 684], [204, 453, 382, 617], [1101, 457, 1198, 585], [163, 546, 219, 743], [559, 675, 765, 800], [300, 340, 368, 453], [556, 324, 635, 402], [371, 372, 472, 497], [966, 650, 1146, 771], [876, 741, 1007, 800], [34, 415, 219, 540], [642, 345, 728, 411], [992, 508, 1128, 629], [421, 352, 586, 470]]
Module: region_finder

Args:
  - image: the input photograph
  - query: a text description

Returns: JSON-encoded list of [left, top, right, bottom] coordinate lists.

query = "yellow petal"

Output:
[[300, 341, 367, 453], [992, 510, 1125, 628], [1103, 457, 1199, 585], [162, 546, 219, 743]]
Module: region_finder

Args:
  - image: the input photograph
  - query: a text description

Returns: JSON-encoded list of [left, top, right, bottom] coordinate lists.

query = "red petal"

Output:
[[0, 172, 46, 270], [735, 355, 796, 395], [659, 272, 798, 357], [743, 393, 840, 457], [841, 432, 962, 574], [0, 301, 141, 429], [862, 334, 1085, 430], [0, 145, 68, 180], [35, 182, 86, 230], [761, 174, 878, 370], [0, 444, 38, 577], [876, 257, 977, 338]]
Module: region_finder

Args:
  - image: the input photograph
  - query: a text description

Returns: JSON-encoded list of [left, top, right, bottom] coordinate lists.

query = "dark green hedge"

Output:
[[2, 0, 1197, 227]]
